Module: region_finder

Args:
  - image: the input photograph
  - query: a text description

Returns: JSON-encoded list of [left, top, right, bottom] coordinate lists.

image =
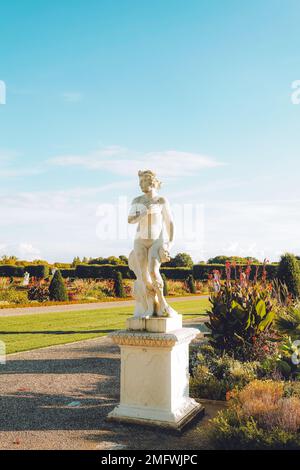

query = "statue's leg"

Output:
[[148, 241, 178, 318], [133, 240, 156, 316]]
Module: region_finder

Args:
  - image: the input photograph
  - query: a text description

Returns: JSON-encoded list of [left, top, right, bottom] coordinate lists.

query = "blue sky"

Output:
[[0, 0, 300, 262]]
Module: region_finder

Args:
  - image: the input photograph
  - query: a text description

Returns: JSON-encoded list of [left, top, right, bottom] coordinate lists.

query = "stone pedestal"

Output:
[[107, 318, 204, 431]]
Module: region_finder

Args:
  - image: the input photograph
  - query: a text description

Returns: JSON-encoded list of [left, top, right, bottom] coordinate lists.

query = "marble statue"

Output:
[[128, 170, 178, 318], [108, 170, 203, 430]]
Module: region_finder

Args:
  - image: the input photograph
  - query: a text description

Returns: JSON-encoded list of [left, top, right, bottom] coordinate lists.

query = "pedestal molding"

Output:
[[109, 327, 199, 348]]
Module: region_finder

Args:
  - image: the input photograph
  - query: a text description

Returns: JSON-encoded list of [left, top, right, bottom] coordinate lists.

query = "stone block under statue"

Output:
[[107, 317, 204, 431], [126, 314, 183, 333]]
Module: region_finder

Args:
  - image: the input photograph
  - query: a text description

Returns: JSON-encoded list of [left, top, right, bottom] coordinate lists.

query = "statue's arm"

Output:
[[161, 198, 174, 247], [128, 198, 148, 224]]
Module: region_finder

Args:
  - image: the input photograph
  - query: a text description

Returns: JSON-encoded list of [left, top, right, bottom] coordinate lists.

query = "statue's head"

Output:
[[138, 170, 161, 193]]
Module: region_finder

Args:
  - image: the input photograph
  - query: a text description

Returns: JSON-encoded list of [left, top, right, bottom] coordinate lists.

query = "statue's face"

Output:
[[139, 175, 154, 193]]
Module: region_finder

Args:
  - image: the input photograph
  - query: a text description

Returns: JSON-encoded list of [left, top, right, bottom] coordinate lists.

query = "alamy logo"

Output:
[[0, 80, 6, 104], [291, 80, 300, 105]]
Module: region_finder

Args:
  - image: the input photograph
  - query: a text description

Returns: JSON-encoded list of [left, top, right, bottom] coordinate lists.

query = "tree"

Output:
[[168, 253, 193, 268], [0, 255, 18, 265], [114, 271, 125, 298], [277, 253, 300, 298], [207, 255, 260, 264], [71, 256, 81, 267], [49, 270, 68, 301], [88, 256, 127, 265], [186, 274, 196, 294], [161, 273, 168, 296]]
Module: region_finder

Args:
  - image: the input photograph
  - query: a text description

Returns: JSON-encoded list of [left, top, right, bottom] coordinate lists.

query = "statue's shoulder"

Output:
[[131, 195, 144, 204]]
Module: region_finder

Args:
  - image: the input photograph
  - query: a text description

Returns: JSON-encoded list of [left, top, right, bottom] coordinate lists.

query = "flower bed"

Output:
[[189, 258, 300, 449]]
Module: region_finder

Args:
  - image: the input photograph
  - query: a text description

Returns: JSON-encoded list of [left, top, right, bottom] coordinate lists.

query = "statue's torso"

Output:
[[133, 195, 165, 242]]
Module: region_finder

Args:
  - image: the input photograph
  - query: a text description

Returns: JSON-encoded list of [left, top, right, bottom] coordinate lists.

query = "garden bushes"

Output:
[[206, 281, 277, 361], [0, 261, 289, 282], [114, 271, 125, 298], [0, 265, 25, 277], [277, 253, 300, 298], [60, 268, 76, 278], [160, 267, 192, 280], [207, 380, 300, 449], [74, 264, 134, 279], [0, 264, 49, 278], [24, 264, 49, 279], [192, 263, 279, 281], [186, 274, 196, 294], [161, 273, 168, 296], [189, 343, 274, 401], [49, 270, 68, 301]]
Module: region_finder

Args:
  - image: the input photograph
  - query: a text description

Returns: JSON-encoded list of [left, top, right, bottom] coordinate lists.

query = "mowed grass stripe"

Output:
[[0, 298, 209, 354]]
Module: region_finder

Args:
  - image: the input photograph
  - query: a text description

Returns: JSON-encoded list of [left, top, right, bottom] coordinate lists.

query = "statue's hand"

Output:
[[159, 244, 171, 263]]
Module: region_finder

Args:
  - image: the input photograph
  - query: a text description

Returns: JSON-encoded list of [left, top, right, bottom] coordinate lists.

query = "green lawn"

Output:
[[0, 298, 209, 354]]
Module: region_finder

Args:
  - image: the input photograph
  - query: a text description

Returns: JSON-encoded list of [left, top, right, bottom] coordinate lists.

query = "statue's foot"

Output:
[[157, 304, 179, 318]]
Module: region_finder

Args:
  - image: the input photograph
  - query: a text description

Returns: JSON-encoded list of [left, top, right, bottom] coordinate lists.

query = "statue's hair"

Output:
[[138, 170, 162, 189]]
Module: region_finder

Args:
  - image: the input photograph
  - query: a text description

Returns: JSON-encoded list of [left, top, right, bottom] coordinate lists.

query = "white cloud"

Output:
[[49, 146, 223, 177], [0, 149, 44, 178], [0, 242, 41, 261], [18, 243, 41, 260], [0, 183, 299, 263]]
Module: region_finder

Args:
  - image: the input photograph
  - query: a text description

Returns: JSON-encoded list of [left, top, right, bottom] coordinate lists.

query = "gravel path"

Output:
[[0, 318, 221, 450], [0, 295, 207, 317]]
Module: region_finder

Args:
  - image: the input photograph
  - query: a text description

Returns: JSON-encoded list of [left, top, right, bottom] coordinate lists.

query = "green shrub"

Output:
[[208, 408, 300, 449], [49, 270, 68, 301], [277, 253, 300, 298], [208, 381, 300, 449], [0, 289, 28, 304], [189, 343, 271, 401], [28, 285, 49, 302], [276, 303, 300, 339], [161, 273, 168, 296], [186, 274, 196, 294], [114, 271, 125, 298], [206, 282, 277, 361]]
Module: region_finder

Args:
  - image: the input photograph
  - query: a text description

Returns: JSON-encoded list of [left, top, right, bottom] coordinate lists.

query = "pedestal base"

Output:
[[107, 398, 204, 432], [108, 323, 204, 431]]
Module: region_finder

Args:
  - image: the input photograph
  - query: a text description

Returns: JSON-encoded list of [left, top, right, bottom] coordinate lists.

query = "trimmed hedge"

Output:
[[74, 264, 134, 279], [0, 265, 25, 277], [192, 264, 224, 280], [24, 264, 49, 279], [60, 268, 76, 278], [0, 264, 50, 278], [160, 267, 192, 280], [0, 262, 284, 282]]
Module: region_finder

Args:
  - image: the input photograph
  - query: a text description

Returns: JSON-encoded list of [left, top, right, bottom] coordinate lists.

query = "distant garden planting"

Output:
[[0, 253, 298, 308]]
